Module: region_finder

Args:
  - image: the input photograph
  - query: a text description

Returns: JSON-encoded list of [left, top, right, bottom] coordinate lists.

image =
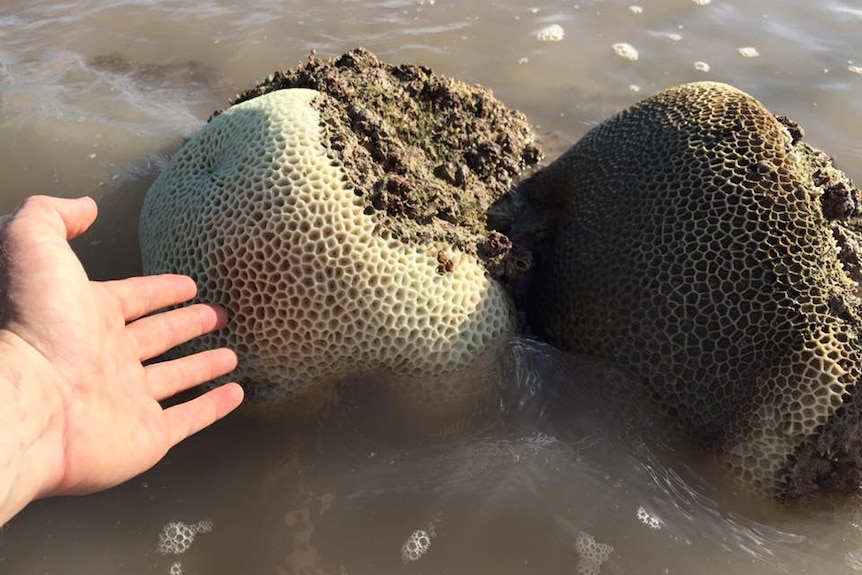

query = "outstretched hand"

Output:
[[0, 195, 243, 522]]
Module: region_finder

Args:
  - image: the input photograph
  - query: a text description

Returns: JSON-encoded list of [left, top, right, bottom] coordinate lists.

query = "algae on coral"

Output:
[[214, 48, 542, 285]]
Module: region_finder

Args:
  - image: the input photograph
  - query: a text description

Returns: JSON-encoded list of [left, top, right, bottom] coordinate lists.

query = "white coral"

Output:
[[140, 89, 515, 408]]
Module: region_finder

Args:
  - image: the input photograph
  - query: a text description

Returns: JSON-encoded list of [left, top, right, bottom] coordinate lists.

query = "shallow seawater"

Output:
[[1, 0, 862, 574]]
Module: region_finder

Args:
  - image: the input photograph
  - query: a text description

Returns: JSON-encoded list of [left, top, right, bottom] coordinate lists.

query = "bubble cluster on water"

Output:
[[401, 529, 433, 563], [636, 506, 662, 530], [157, 520, 214, 555], [574, 531, 614, 575], [155, 520, 214, 575], [738, 46, 760, 58], [612, 43, 639, 61], [536, 24, 565, 42], [400, 514, 441, 564]]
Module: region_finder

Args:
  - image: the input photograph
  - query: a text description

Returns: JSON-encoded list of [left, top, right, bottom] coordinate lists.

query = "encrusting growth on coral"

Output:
[[216, 48, 542, 285]]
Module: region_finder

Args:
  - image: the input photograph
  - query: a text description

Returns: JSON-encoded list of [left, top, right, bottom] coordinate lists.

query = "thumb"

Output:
[[14, 196, 99, 240], [3, 195, 99, 241]]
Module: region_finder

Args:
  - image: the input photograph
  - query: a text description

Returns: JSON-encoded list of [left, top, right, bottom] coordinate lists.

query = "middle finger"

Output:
[[127, 302, 228, 361]]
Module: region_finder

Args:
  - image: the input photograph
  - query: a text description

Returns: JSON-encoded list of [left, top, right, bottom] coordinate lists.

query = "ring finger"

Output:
[[145, 347, 238, 401], [127, 302, 228, 361]]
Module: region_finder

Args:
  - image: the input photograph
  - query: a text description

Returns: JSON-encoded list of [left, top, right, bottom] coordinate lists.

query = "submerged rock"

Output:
[[522, 81, 862, 499], [88, 52, 218, 92]]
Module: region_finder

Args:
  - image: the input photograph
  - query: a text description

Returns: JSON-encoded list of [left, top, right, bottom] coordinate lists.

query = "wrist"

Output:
[[0, 329, 65, 524]]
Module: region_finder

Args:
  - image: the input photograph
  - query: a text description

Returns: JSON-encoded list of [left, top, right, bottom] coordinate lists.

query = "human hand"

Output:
[[0, 195, 243, 521]]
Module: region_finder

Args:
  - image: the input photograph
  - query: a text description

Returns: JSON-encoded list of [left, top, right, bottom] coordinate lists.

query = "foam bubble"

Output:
[[636, 506, 662, 530], [691, 0, 711, 5], [666, 33, 682, 41], [575, 531, 614, 575], [629, 6, 643, 14], [612, 43, 639, 61], [536, 24, 565, 42], [849, 65, 862, 74], [169, 561, 183, 575], [693, 61, 710, 72], [738, 46, 760, 58], [401, 529, 433, 563], [157, 520, 214, 555]]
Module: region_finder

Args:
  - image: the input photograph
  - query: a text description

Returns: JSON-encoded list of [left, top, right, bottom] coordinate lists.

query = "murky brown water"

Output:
[[1, 0, 862, 573]]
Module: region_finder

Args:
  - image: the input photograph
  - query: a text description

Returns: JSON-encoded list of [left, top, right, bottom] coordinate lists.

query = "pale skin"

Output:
[[0, 195, 244, 525]]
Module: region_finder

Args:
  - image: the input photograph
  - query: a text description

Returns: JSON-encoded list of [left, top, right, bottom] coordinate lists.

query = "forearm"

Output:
[[0, 330, 64, 526]]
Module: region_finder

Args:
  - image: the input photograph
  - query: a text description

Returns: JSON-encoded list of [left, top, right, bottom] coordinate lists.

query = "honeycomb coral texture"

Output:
[[527, 82, 861, 496], [139, 89, 514, 407]]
